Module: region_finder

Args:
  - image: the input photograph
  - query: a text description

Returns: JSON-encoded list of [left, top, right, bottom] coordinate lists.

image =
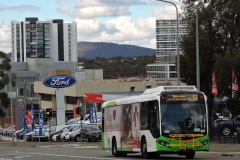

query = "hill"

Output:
[[77, 42, 156, 59]]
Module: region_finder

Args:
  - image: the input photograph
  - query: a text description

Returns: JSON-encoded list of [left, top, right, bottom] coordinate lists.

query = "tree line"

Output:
[[180, 0, 240, 117], [79, 56, 156, 79]]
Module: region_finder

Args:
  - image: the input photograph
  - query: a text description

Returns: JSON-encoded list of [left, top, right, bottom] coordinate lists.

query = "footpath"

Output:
[[1, 135, 240, 157]]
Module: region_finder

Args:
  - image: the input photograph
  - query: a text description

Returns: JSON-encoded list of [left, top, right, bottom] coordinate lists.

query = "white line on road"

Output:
[[14, 155, 33, 159], [27, 152, 126, 160]]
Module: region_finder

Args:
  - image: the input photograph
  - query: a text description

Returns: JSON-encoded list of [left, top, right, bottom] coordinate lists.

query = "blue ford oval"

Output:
[[43, 75, 76, 88]]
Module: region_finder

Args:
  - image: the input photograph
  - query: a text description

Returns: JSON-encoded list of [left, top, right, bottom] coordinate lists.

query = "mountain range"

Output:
[[77, 42, 156, 59], [7, 42, 156, 59]]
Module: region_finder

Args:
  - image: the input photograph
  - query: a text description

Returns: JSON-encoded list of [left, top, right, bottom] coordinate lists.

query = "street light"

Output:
[[194, 0, 210, 91], [157, 0, 180, 86], [0, 70, 14, 145]]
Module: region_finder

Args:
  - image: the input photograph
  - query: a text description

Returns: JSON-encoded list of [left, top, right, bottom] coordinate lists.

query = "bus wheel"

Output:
[[112, 138, 127, 157], [112, 138, 119, 157], [185, 151, 195, 159], [141, 138, 150, 159]]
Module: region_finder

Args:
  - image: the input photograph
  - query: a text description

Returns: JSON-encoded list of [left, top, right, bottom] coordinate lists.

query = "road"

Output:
[[0, 140, 240, 159]]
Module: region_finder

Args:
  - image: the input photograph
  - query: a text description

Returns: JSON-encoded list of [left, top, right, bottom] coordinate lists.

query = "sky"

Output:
[[0, 0, 182, 53]]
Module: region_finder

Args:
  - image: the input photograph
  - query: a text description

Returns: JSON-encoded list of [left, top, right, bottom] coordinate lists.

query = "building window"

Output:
[[41, 94, 52, 101], [66, 96, 77, 105]]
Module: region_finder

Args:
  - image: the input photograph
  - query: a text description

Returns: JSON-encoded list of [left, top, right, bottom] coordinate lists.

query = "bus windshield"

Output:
[[161, 101, 206, 135]]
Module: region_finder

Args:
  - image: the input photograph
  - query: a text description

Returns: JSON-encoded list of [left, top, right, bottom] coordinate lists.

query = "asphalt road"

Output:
[[1, 137, 240, 160]]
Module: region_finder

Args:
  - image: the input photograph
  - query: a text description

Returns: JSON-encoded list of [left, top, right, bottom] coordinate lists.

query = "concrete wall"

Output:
[[27, 58, 53, 80], [10, 62, 28, 71]]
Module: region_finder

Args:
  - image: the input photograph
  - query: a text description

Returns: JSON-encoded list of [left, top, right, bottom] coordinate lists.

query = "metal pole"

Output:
[[80, 103, 83, 143], [157, 0, 180, 85], [49, 118, 51, 145], [196, 5, 200, 90], [9, 71, 15, 146]]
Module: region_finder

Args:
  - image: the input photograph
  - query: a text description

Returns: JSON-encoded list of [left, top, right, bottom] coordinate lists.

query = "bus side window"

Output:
[[102, 108, 104, 132], [148, 100, 160, 138], [140, 102, 148, 130]]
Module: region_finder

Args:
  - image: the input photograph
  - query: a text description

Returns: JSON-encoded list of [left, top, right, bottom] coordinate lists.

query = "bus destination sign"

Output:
[[167, 94, 198, 102]]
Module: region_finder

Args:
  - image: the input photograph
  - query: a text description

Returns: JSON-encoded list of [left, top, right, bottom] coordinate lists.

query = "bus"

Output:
[[101, 86, 209, 159]]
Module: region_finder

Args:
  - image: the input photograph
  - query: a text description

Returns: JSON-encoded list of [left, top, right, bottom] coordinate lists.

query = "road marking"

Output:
[[74, 146, 99, 149], [28, 152, 126, 160], [14, 155, 33, 159]]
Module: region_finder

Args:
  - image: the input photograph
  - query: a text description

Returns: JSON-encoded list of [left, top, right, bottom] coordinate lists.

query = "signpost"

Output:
[[42, 75, 76, 126]]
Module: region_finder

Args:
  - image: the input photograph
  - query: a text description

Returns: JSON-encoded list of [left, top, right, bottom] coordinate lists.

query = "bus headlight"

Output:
[[157, 140, 169, 147], [201, 139, 209, 146]]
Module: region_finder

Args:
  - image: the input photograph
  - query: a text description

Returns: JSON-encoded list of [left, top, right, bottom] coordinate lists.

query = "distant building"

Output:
[[147, 19, 188, 79], [156, 19, 188, 62], [11, 17, 77, 62]]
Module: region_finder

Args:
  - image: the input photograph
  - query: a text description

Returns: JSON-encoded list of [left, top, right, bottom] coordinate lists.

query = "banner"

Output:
[[73, 104, 77, 119], [23, 109, 28, 131], [232, 69, 239, 97], [89, 103, 94, 123], [31, 103, 35, 131], [38, 105, 44, 136], [94, 103, 97, 123], [211, 70, 218, 97]]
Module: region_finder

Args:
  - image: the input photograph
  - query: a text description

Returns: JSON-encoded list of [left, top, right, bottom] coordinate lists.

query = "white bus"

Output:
[[101, 86, 210, 159]]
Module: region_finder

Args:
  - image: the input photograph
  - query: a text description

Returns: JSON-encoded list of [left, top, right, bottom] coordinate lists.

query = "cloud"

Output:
[[58, 0, 147, 19], [75, 16, 156, 49], [72, 6, 130, 19], [0, 4, 41, 12], [154, 3, 183, 19], [0, 21, 11, 53], [57, 4, 71, 14]]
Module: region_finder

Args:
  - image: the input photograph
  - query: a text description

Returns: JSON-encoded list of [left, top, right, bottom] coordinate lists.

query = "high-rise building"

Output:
[[146, 19, 188, 79], [11, 17, 77, 62], [156, 19, 188, 62]]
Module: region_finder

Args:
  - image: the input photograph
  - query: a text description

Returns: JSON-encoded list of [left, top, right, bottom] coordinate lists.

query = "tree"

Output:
[[180, 0, 240, 96], [0, 51, 15, 127]]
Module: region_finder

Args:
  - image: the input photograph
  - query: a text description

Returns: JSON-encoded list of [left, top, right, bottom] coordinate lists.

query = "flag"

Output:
[[26, 110, 32, 126], [211, 70, 218, 97], [232, 69, 239, 97], [23, 107, 28, 131], [89, 103, 94, 123], [94, 103, 97, 123], [38, 105, 44, 136], [31, 103, 35, 131]]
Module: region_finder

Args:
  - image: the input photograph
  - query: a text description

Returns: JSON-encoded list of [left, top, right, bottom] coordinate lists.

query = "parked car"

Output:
[[24, 125, 48, 141], [69, 123, 101, 142], [0, 127, 4, 135], [66, 117, 80, 125], [212, 115, 240, 136], [15, 128, 32, 139], [45, 125, 70, 141], [236, 127, 240, 143], [59, 124, 80, 141], [51, 126, 72, 141], [77, 112, 102, 124]]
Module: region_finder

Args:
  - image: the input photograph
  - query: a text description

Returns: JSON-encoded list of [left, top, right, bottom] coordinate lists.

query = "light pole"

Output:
[[9, 71, 14, 146], [157, 0, 180, 86], [194, 0, 210, 91]]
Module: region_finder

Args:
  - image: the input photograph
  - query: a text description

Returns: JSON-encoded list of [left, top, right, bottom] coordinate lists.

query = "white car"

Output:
[[59, 124, 80, 141], [52, 134, 58, 141]]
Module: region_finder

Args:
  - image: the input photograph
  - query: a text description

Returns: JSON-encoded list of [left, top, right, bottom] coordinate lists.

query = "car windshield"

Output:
[[161, 102, 207, 135], [85, 125, 101, 132]]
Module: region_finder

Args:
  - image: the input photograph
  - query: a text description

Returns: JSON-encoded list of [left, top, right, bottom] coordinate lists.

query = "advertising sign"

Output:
[[42, 75, 76, 88]]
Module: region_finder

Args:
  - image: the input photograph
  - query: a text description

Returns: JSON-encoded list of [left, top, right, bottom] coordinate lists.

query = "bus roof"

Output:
[[102, 86, 198, 108]]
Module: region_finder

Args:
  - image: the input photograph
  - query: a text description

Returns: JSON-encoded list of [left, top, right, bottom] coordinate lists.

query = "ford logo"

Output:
[[43, 75, 76, 88]]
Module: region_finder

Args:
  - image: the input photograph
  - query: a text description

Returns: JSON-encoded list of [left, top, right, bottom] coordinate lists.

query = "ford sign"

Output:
[[43, 75, 76, 88]]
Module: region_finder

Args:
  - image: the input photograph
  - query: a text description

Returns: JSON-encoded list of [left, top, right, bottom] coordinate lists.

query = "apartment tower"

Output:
[[11, 17, 77, 62]]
